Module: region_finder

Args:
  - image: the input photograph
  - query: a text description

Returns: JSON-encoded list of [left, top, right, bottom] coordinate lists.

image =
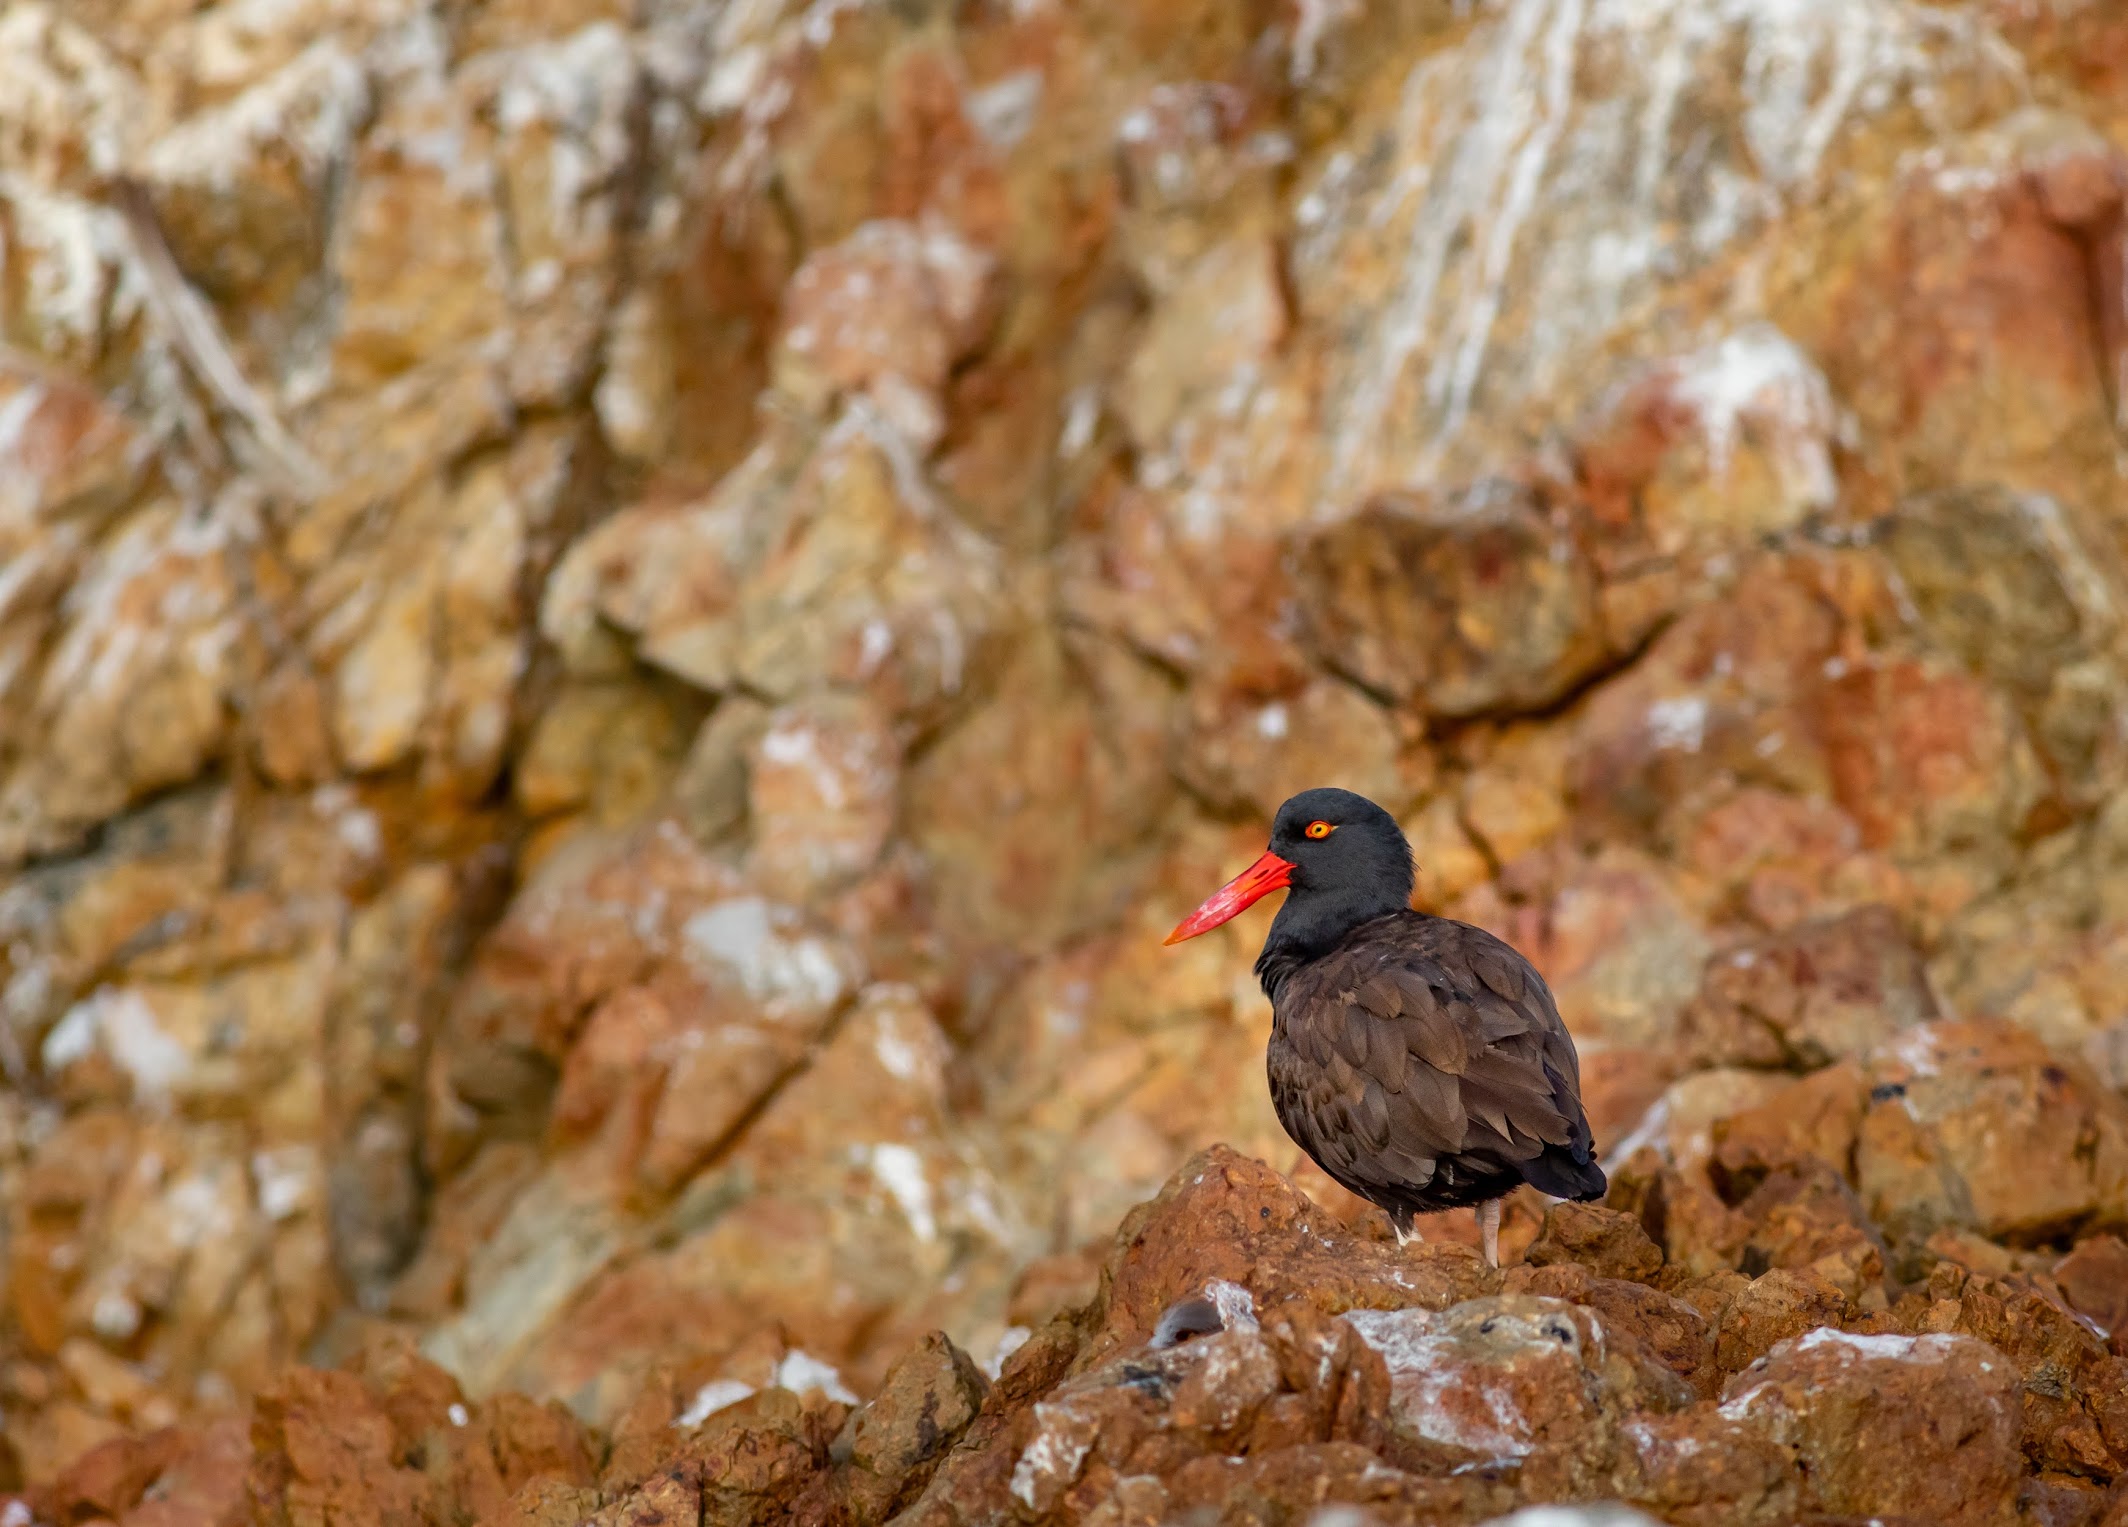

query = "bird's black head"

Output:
[[1164, 786, 1415, 963]]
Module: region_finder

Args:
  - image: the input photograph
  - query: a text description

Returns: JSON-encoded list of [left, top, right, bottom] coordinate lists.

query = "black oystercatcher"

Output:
[[1165, 787, 1606, 1266]]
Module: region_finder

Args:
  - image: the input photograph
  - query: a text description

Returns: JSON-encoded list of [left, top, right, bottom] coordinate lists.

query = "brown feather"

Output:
[[1266, 910, 1601, 1219]]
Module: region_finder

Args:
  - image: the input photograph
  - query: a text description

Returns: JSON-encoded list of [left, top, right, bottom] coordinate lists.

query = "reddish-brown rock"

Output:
[[1711, 1061, 1870, 1187], [1857, 1019, 2128, 1247], [1292, 485, 1608, 721], [1683, 905, 1940, 1070], [829, 1331, 988, 1525], [2057, 1236, 2128, 1358], [1719, 1328, 2026, 1526], [4, 0, 2128, 1504], [1706, 1268, 1855, 1380], [1514, 1262, 1714, 1390], [1523, 1203, 1665, 1286], [1900, 1260, 2128, 1480], [1081, 1148, 1499, 1367]]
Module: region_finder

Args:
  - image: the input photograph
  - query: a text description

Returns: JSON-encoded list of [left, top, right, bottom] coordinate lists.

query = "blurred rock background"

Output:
[[3, 0, 2128, 1493]]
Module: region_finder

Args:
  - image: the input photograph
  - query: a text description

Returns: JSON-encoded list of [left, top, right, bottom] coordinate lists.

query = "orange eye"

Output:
[[1304, 820, 1335, 840]]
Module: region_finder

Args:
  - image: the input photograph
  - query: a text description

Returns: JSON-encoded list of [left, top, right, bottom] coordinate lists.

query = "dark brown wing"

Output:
[[1269, 911, 1601, 1212]]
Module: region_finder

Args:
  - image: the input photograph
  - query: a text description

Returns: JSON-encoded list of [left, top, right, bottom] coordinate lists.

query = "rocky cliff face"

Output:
[[2, 0, 2128, 1516]]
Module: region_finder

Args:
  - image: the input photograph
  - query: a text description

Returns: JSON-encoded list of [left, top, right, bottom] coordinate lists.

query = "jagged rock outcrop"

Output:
[[16, 1143, 2128, 1525]]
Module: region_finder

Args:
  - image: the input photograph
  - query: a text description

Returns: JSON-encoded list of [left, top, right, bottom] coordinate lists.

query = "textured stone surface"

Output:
[[0, 0, 2127, 1511], [1718, 1327, 2025, 1526], [7, 1144, 2128, 1523]]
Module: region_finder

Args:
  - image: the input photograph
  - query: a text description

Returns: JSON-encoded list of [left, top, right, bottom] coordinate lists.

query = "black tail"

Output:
[[1523, 1141, 1608, 1202]]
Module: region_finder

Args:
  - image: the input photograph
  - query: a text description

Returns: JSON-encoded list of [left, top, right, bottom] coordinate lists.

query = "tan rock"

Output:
[[1291, 0, 2013, 491], [329, 47, 509, 383], [1722, 1160, 1887, 1304], [594, 284, 678, 464], [424, 818, 754, 1169], [136, 37, 370, 319], [1060, 483, 1314, 689], [1682, 905, 1940, 1070], [1711, 1062, 1870, 1187], [0, 359, 145, 530], [545, 411, 1005, 726], [327, 564, 433, 774], [1456, 847, 1712, 1048], [1817, 653, 2044, 923], [472, 984, 1030, 1419], [1790, 110, 2128, 522], [1173, 677, 1416, 822], [472, 22, 646, 409], [1458, 724, 1570, 871], [1524, 1204, 1664, 1286], [1113, 81, 1284, 295], [1675, 785, 1906, 934], [1878, 485, 2118, 710], [1404, 793, 1494, 911], [0, 500, 245, 865], [903, 631, 1172, 951], [1566, 554, 1850, 847], [1857, 1019, 2128, 1246], [1930, 833, 2128, 1053], [1603, 1067, 1793, 1185], [1577, 325, 1840, 559], [515, 679, 694, 825], [1117, 236, 1286, 450], [0, 5, 144, 189], [5, 0, 2128, 1491], [747, 693, 899, 902], [773, 219, 997, 448], [669, 696, 772, 847]]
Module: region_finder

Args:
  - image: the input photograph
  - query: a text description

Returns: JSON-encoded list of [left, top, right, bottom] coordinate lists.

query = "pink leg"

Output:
[[1479, 1199, 1501, 1268]]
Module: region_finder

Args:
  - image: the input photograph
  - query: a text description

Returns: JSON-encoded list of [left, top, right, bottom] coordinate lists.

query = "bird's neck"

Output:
[[1253, 888, 1411, 1003]]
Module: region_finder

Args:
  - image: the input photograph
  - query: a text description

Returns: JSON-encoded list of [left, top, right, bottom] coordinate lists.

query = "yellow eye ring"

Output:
[[1304, 820, 1335, 840]]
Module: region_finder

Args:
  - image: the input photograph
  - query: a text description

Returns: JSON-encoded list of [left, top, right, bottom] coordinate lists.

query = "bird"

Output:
[[1164, 786, 1606, 1267]]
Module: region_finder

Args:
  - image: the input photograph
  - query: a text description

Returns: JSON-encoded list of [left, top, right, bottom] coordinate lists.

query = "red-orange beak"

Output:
[[1163, 850, 1295, 945]]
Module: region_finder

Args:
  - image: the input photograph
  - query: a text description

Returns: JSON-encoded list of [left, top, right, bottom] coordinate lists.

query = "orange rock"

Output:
[[1524, 1203, 1665, 1286], [44, 1428, 190, 1522], [2056, 1236, 2128, 1358], [1706, 1268, 1853, 1380], [1684, 906, 1939, 1070], [1081, 1147, 1498, 1373], [10, 0, 2128, 1498], [747, 693, 900, 903], [1711, 1062, 1869, 1188], [1506, 1260, 1716, 1402], [1291, 484, 1608, 722], [1566, 555, 1847, 848], [1903, 1259, 2128, 1480], [246, 1368, 430, 1527], [1857, 1019, 2128, 1246], [772, 219, 999, 447], [117, 1418, 249, 1527], [1719, 1327, 2024, 1526]]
